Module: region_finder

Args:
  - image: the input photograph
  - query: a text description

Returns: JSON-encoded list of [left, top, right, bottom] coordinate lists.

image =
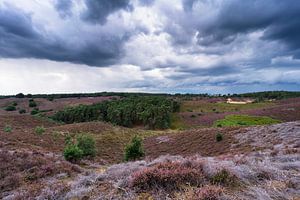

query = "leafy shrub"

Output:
[[210, 169, 238, 187], [63, 144, 83, 162], [31, 108, 39, 115], [19, 109, 26, 114], [12, 102, 18, 106], [190, 114, 196, 118], [77, 134, 96, 157], [35, 126, 45, 135], [3, 125, 12, 133], [216, 133, 223, 142], [124, 136, 145, 161], [193, 185, 223, 200], [130, 161, 204, 191], [29, 99, 37, 107], [5, 105, 16, 111]]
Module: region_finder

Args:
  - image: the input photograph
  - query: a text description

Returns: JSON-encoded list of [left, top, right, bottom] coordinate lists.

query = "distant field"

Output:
[[181, 100, 275, 113]]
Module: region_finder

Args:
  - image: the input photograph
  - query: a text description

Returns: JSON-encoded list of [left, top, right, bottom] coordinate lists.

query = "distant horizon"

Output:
[[1, 90, 300, 97]]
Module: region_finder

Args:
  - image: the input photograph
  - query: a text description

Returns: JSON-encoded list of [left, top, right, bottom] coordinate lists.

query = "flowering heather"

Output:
[[130, 160, 204, 191]]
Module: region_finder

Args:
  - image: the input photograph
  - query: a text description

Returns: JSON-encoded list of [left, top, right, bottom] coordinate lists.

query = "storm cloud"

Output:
[[0, 0, 300, 94], [81, 0, 132, 24]]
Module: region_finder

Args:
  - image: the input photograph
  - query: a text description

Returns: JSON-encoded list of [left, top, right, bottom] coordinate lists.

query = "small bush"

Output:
[[35, 126, 45, 135], [190, 114, 196, 118], [63, 144, 83, 162], [19, 109, 26, 114], [29, 100, 37, 107], [77, 134, 96, 157], [216, 133, 223, 142], [4, 125, 12, 133], [124, 136, 145, 161], [31, 108, 39, 115], [130, 161, 204, 191], [210, 169, 238, 187], [5, 105, 16, 111], [12, 102, 18, 106]]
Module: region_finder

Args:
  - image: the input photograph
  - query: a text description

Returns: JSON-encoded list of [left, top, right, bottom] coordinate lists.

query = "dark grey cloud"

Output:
[[0, 5, 37, 38], [54, 0, 73, 18], [182, 0, 300, 53], [0, 4, 129, 66], [81, 0, 132, 24]]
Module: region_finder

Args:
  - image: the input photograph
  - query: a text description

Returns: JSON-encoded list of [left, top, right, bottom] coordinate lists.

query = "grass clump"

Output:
[[216, 133, 223, 142], [124, 135, 145, 161], [3, 125, 12, 133], [35, 126, 45, 135], [214, 115, 281, 127], [210, 169, 238, 187]]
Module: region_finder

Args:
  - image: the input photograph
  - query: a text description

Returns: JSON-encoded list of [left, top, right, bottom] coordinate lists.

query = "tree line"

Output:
[[52, 96, 180, 129]]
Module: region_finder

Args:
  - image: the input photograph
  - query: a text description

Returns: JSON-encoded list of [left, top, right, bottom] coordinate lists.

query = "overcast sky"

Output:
[[0, 0, 300, 95]]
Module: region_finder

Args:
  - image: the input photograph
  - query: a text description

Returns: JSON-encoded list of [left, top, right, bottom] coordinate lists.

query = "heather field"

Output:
[[1, 0, 300, 199], [0, 95, 299, 199]]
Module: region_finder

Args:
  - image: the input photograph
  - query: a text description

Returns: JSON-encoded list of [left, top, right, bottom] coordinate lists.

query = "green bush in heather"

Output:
[[124, 136, 145, 161]]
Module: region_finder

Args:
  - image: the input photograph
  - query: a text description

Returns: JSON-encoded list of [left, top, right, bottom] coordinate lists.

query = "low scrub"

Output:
[[31, 108, 39, 115], [3, 125, 12, 133], [5, 105, 16, 111], [0, 149, 80, 194], [210, 169, 238, 187], [130, 161, 204, 191], [19, 109, 26, 114], [35, 126, 45, 135], [29, 99, 37, 107], [214, 115, 281, 127], [192, 185, 223, 200], [216, 133, 223, 142]]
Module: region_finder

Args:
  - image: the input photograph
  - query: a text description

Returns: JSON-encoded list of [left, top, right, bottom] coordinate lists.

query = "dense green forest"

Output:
[[52, 96, 180, 129]]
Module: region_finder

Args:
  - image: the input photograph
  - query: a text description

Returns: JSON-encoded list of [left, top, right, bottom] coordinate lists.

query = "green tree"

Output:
[[124, 136, 145, 161]]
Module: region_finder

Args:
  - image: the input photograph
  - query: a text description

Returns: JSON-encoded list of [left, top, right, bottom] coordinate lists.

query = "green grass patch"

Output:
[[214, 115, 281, 127], [181, 101, 274, 113]]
